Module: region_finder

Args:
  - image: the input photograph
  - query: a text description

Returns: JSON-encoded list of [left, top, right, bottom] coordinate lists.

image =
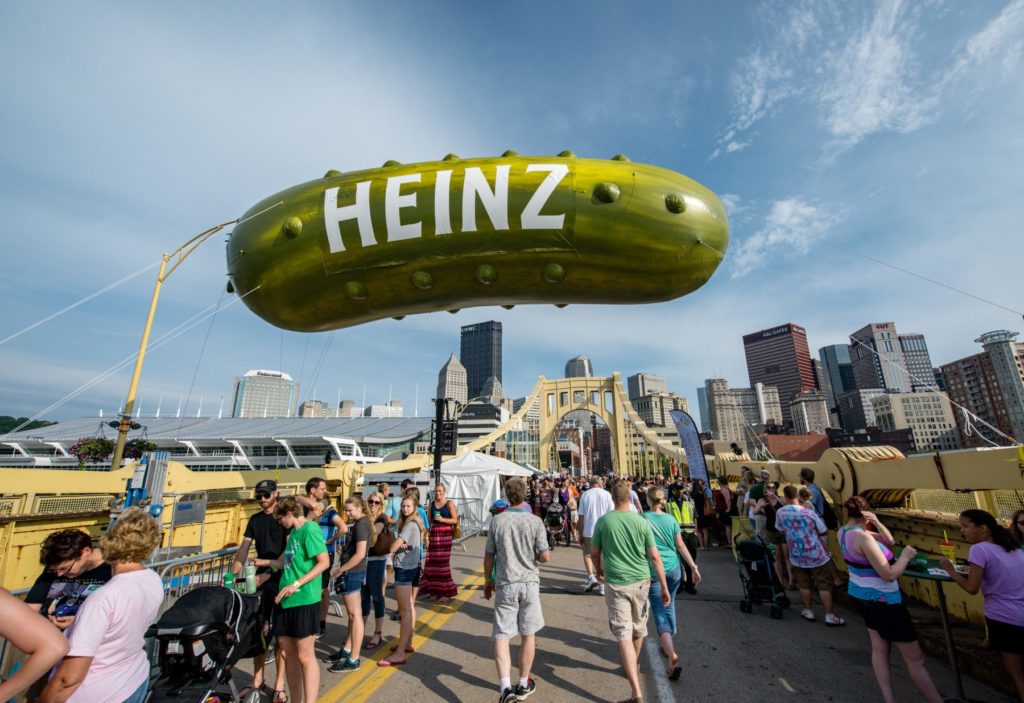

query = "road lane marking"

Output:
[[320, 568, 486, 702]]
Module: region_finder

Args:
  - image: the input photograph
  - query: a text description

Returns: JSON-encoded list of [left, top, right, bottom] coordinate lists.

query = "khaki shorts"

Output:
[[792, 563, 832, 592], [604, 579, 651, 641], [493, 582, 545, 639]]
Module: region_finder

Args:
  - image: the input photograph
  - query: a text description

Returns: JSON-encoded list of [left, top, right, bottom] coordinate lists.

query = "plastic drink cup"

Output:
[[938, 540, 956, 561]]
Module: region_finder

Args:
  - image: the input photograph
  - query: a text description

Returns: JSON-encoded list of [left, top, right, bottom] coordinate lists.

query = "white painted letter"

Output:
[[521, 164, 568, 230], [434, 169, 452, 235], [462, 165, 510, 232], [385, 173, 422, 242], [324, 181, 374, 253]]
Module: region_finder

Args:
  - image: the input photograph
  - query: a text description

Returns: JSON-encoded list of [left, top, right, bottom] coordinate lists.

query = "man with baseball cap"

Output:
[[232, 479, 289, 701]]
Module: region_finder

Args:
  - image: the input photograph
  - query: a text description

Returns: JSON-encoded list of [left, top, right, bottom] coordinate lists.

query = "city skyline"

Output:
[[2, 3, 1022, 438]]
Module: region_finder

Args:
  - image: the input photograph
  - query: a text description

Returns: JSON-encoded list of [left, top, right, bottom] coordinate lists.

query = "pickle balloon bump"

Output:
[[226, 153, 729, 332]]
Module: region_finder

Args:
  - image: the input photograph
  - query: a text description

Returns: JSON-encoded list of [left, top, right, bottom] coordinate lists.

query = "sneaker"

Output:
[[329, 657, 361, 673], [825, 613, 846, 627], [800, 609, 816, 622], [583, 574, 598, 592], [499, 687, 518, 703], [514, 678, 537, 699], [323, 647, 350, 663], [597, 583, 605, 595]]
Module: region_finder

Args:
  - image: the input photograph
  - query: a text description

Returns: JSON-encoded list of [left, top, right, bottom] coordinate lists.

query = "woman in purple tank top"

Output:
[[940, 509, 1024, 702]]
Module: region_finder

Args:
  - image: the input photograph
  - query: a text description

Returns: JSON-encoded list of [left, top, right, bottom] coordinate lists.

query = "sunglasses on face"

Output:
[[368, 499, 382, 505], [256, 493, 272, 500]]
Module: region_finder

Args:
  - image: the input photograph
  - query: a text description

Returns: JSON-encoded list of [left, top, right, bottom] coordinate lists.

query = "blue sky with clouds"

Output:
[[1, 1, 1022, 428]]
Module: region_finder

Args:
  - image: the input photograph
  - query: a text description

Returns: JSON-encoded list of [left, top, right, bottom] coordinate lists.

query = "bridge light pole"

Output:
[[109, 220, 239, 470]]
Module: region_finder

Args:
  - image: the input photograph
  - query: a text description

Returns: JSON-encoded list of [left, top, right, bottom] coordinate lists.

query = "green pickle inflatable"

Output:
[[226, 152, 729, 332]]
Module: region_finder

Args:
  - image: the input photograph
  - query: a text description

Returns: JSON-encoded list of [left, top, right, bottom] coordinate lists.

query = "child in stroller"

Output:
[[544, 502, 570, 549], [734, 535, 791, 619], [146, 586, 265, 703]]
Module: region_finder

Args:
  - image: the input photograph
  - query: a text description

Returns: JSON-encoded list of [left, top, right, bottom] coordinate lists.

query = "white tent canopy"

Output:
[[439, 451, 533, 531]]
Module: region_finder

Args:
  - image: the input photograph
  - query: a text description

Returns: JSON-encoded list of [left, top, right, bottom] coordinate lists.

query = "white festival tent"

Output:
[[439, 451, 533, 531]]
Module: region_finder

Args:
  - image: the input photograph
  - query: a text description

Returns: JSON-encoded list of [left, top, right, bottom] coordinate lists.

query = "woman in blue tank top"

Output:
[[839, 496, 943, 703]]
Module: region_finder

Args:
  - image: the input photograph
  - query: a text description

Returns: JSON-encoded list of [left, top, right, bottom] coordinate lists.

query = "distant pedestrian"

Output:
[[592, 482, 671, 703], [420, 483, 459, 602], [483, 477, 551, 703], [577, 475, 614, 595], [774, 485, 844, 627], [644, 488, 699, 682], [839, 496, 942, 703], [940, 509, 1024, 701]]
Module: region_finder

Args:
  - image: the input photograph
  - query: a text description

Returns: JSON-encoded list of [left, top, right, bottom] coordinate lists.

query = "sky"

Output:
[[1, 1, 1023, 431]]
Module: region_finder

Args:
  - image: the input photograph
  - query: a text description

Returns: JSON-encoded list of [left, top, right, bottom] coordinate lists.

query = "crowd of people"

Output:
[[0, 474, 1021, 703]]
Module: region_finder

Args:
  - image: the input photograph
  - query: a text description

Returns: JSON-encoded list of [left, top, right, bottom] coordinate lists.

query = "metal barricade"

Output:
[[451, 498, 484, 552], [152, 547, 238, 614]]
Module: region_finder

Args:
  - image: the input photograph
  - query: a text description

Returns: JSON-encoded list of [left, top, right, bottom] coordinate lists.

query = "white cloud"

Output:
[[731, 198, 838, 277], [714, 0, 1024, 157], [817, 0, 938, 149]]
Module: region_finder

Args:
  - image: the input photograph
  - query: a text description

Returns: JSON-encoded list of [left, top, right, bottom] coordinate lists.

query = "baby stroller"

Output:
[[146, 586, 266, 703], [545, 503, 569, 549], [734, 536, 790, 619]]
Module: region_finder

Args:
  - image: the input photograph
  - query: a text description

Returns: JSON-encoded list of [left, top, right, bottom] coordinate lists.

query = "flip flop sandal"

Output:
[[377, 658, 407, 667], [825, 616, 846, 627], [273, 691, 288, 703], [364, 634, 383, 650]]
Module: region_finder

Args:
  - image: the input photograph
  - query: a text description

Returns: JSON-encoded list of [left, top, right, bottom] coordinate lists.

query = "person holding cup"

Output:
[[940, 509, 1024, 702], [838, 496, 944, 703]]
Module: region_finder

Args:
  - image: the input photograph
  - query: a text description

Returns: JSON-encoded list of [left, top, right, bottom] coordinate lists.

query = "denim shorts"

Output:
[[334, 570, 366, 596], [394, 566, 420, 585]]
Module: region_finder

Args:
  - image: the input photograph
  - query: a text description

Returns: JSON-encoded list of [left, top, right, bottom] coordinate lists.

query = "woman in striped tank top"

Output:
[[839, 496, 943, 703]]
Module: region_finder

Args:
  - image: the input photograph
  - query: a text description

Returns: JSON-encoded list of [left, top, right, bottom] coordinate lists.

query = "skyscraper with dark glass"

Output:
[[743, 322, 816, 430], [460, 321, 502, 399]]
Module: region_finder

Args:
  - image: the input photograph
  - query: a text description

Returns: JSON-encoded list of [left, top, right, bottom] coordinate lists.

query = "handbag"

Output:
[[371, 517, 396, 556], [452, 512, 463, 540]]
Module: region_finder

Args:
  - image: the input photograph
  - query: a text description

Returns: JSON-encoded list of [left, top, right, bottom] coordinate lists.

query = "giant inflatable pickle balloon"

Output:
[[226, 152, 729, 332]]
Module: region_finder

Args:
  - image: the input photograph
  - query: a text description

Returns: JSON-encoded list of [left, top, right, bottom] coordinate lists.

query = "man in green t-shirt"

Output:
[[592, 481, 670, 703]]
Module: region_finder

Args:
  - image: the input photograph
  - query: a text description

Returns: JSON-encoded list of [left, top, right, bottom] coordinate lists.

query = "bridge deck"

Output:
[[244, 538, 1012, 703]]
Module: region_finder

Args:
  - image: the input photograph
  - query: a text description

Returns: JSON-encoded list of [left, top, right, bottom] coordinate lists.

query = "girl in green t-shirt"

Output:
[[270, 495, 329, 703]]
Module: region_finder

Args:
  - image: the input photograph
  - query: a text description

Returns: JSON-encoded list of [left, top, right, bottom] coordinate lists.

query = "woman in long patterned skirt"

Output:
[[419, 484, 459, 603]]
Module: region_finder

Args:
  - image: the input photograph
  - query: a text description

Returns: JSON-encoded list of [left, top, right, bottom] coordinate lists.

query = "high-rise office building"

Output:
[[231, 370, 299, 418], [942, 349, 1005, 448], [819, 344, 858, 427], [790, 390, 831, 434], [299, 400, 327, 417], [977, 331, 1024, 442], [849, 323, 911, 393], [898, 333, 936, 391], [836, 388, 886, 433], [696, 386, 711, 433], [743, 323, 816, 430], [436, 353, 468, 405], [872, 392, 961, 452], [460, 321, 502, 399], [564, 355, 594, 378], [627, 373, 668, 399], [704, 378, 782, 448]]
